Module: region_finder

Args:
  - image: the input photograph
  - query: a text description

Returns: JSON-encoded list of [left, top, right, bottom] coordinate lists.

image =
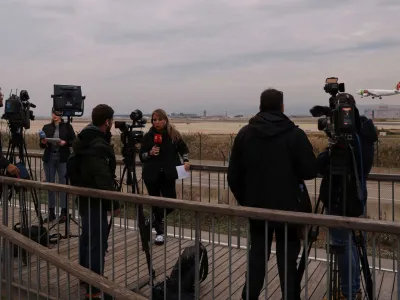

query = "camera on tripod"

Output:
[[115, 109, 147, 166], [51, 84, 85, 117], [2, 90, 36, 130], [310, 77, 356, 142]]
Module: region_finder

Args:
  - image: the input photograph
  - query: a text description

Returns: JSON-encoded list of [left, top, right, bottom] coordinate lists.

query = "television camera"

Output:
[[115, 109, 147, 167], [0, 89, 48, 261], [1, 90, 36, 130], [51, 84, 85, 118], [114, 109, 156, 290], [310, 77, 356, 142]]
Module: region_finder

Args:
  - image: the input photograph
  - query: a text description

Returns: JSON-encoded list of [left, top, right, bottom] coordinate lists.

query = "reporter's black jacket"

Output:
[[72, 124, 117, 210], [139, 127, 189, 183], [40, 121, 76, 163], [227, 111, 318, 212]]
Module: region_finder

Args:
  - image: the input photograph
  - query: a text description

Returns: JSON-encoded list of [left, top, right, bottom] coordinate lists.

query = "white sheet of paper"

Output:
[[176, 165, 190, 179]]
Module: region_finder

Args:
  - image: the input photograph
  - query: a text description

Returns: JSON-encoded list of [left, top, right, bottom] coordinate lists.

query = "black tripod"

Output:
[[5, 123, 44, 229], [46, 116, 80, 240], [3, 123, 58, 264], [117, 144, 156, 292], [297, 137, 373, 300]]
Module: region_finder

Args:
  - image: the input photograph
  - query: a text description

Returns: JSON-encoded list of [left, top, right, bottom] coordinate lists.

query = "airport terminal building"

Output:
[[364, 105, 400, 119]]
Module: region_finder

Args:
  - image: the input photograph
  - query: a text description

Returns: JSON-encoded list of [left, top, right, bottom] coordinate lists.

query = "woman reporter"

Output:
[[139, 109, 190, 245], [40, 109, 76, 223]]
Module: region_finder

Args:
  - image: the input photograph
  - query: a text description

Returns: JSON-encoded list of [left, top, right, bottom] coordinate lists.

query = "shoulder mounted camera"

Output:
[[115, 109, 147, 166], [2, 90, 36, 130], [310, 77, 356, 142]]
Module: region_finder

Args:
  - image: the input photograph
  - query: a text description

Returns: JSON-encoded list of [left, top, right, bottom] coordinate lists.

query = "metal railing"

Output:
[[0, 176, 399, 299], [7, 150, 400, 264]]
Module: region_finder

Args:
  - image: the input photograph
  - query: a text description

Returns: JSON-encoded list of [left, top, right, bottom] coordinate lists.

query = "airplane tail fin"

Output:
[[396, 81, 400, 91]]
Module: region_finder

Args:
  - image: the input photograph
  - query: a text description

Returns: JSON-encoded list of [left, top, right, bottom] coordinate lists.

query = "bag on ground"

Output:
[[152, 242, 209, 300]]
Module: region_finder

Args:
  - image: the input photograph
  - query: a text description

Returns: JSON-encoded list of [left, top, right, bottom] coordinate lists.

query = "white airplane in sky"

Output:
[[357, 82, 400, 99]]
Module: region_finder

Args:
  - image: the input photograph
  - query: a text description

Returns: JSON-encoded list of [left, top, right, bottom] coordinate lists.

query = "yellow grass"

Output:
[[5, 131, 397, 168]]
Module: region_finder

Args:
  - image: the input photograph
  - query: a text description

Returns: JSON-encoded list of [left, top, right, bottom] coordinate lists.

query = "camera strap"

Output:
[[348, 143, 364, 203]]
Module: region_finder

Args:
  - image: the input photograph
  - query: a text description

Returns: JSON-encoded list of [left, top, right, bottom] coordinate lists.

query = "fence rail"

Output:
[[8, 149, 400, 180], [1, 177, 399, 233]]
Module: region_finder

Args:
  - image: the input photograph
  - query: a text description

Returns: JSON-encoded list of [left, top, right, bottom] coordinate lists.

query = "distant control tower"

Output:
[[203, 110, 207, 118]]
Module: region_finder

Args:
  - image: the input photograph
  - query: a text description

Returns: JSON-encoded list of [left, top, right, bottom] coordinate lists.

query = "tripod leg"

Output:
[[19, 191, 29, 265], [354, 230, 373, 300], [329, 252, 333, 300], [334, 254, 339, 300], [122, 166, 156, 293]]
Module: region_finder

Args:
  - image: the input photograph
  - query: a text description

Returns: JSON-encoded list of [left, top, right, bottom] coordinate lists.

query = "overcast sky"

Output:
[[1, 0, 400, 116]]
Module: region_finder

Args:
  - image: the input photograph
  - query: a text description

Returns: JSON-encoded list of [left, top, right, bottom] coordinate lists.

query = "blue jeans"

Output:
[[43, 157, 67, 210], [329, 227, 361, 299]]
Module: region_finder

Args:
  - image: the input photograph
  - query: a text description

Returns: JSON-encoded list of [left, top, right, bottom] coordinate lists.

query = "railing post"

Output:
[[2, 184, 8, 226], [1, 184, 8, 281], [5, 239, 12, 298]]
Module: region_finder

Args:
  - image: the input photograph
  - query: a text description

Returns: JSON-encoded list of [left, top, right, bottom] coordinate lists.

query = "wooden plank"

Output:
[[230, 254, 277, 299], [378, 270, 395, 299]]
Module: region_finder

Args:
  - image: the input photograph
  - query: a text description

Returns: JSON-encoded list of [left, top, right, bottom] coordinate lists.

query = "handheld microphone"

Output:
[[154, 134, 162, 145], [153, 134, 162, 155]]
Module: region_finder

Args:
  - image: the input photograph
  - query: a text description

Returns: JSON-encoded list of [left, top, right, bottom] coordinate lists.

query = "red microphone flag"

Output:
[[154, 134, 162, 145]]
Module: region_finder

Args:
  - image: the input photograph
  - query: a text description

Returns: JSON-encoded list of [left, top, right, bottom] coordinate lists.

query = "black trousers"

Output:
[[144, 172, 176, 235], [78, 200, 109, 296], [242, 220, 301, 300]]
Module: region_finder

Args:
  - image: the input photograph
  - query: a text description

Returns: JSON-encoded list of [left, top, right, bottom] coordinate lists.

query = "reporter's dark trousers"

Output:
[[144, 172, 176, 235], [242, 220, 301, 300], [78, 200, 109, 296]]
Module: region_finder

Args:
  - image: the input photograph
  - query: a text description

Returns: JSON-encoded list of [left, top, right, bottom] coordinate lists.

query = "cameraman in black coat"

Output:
[[228, 89, 318, 300], [316, 94, 377, 300]]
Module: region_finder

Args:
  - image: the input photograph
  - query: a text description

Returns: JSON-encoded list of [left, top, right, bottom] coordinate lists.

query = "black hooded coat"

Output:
[[227, 111, 318, 212]]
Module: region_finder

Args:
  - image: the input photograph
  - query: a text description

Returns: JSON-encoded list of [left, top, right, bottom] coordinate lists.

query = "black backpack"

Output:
[[13, 223, 59, 265], [66, 152, 82, 187], [152, 242, 209, 299]]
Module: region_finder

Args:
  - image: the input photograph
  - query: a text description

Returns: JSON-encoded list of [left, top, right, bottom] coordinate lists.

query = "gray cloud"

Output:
[[1, 0, 400, 116]]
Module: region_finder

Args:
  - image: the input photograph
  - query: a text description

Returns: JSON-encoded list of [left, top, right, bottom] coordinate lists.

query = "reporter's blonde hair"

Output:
[[151, 109, 182, 142]]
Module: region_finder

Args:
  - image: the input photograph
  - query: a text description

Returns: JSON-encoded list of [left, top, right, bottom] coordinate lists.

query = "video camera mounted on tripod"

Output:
[[115, 109, 147, 167], [310, 77, 357, 143], [298, 78, 374, 299], [2, 89, 36, 130]]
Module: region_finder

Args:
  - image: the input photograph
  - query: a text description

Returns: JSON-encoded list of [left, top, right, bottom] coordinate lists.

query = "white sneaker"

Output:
[[155, 234, 164, 245]]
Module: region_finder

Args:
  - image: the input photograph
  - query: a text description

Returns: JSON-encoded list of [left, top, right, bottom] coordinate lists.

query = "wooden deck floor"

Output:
[[2, 206, 399, 300]]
